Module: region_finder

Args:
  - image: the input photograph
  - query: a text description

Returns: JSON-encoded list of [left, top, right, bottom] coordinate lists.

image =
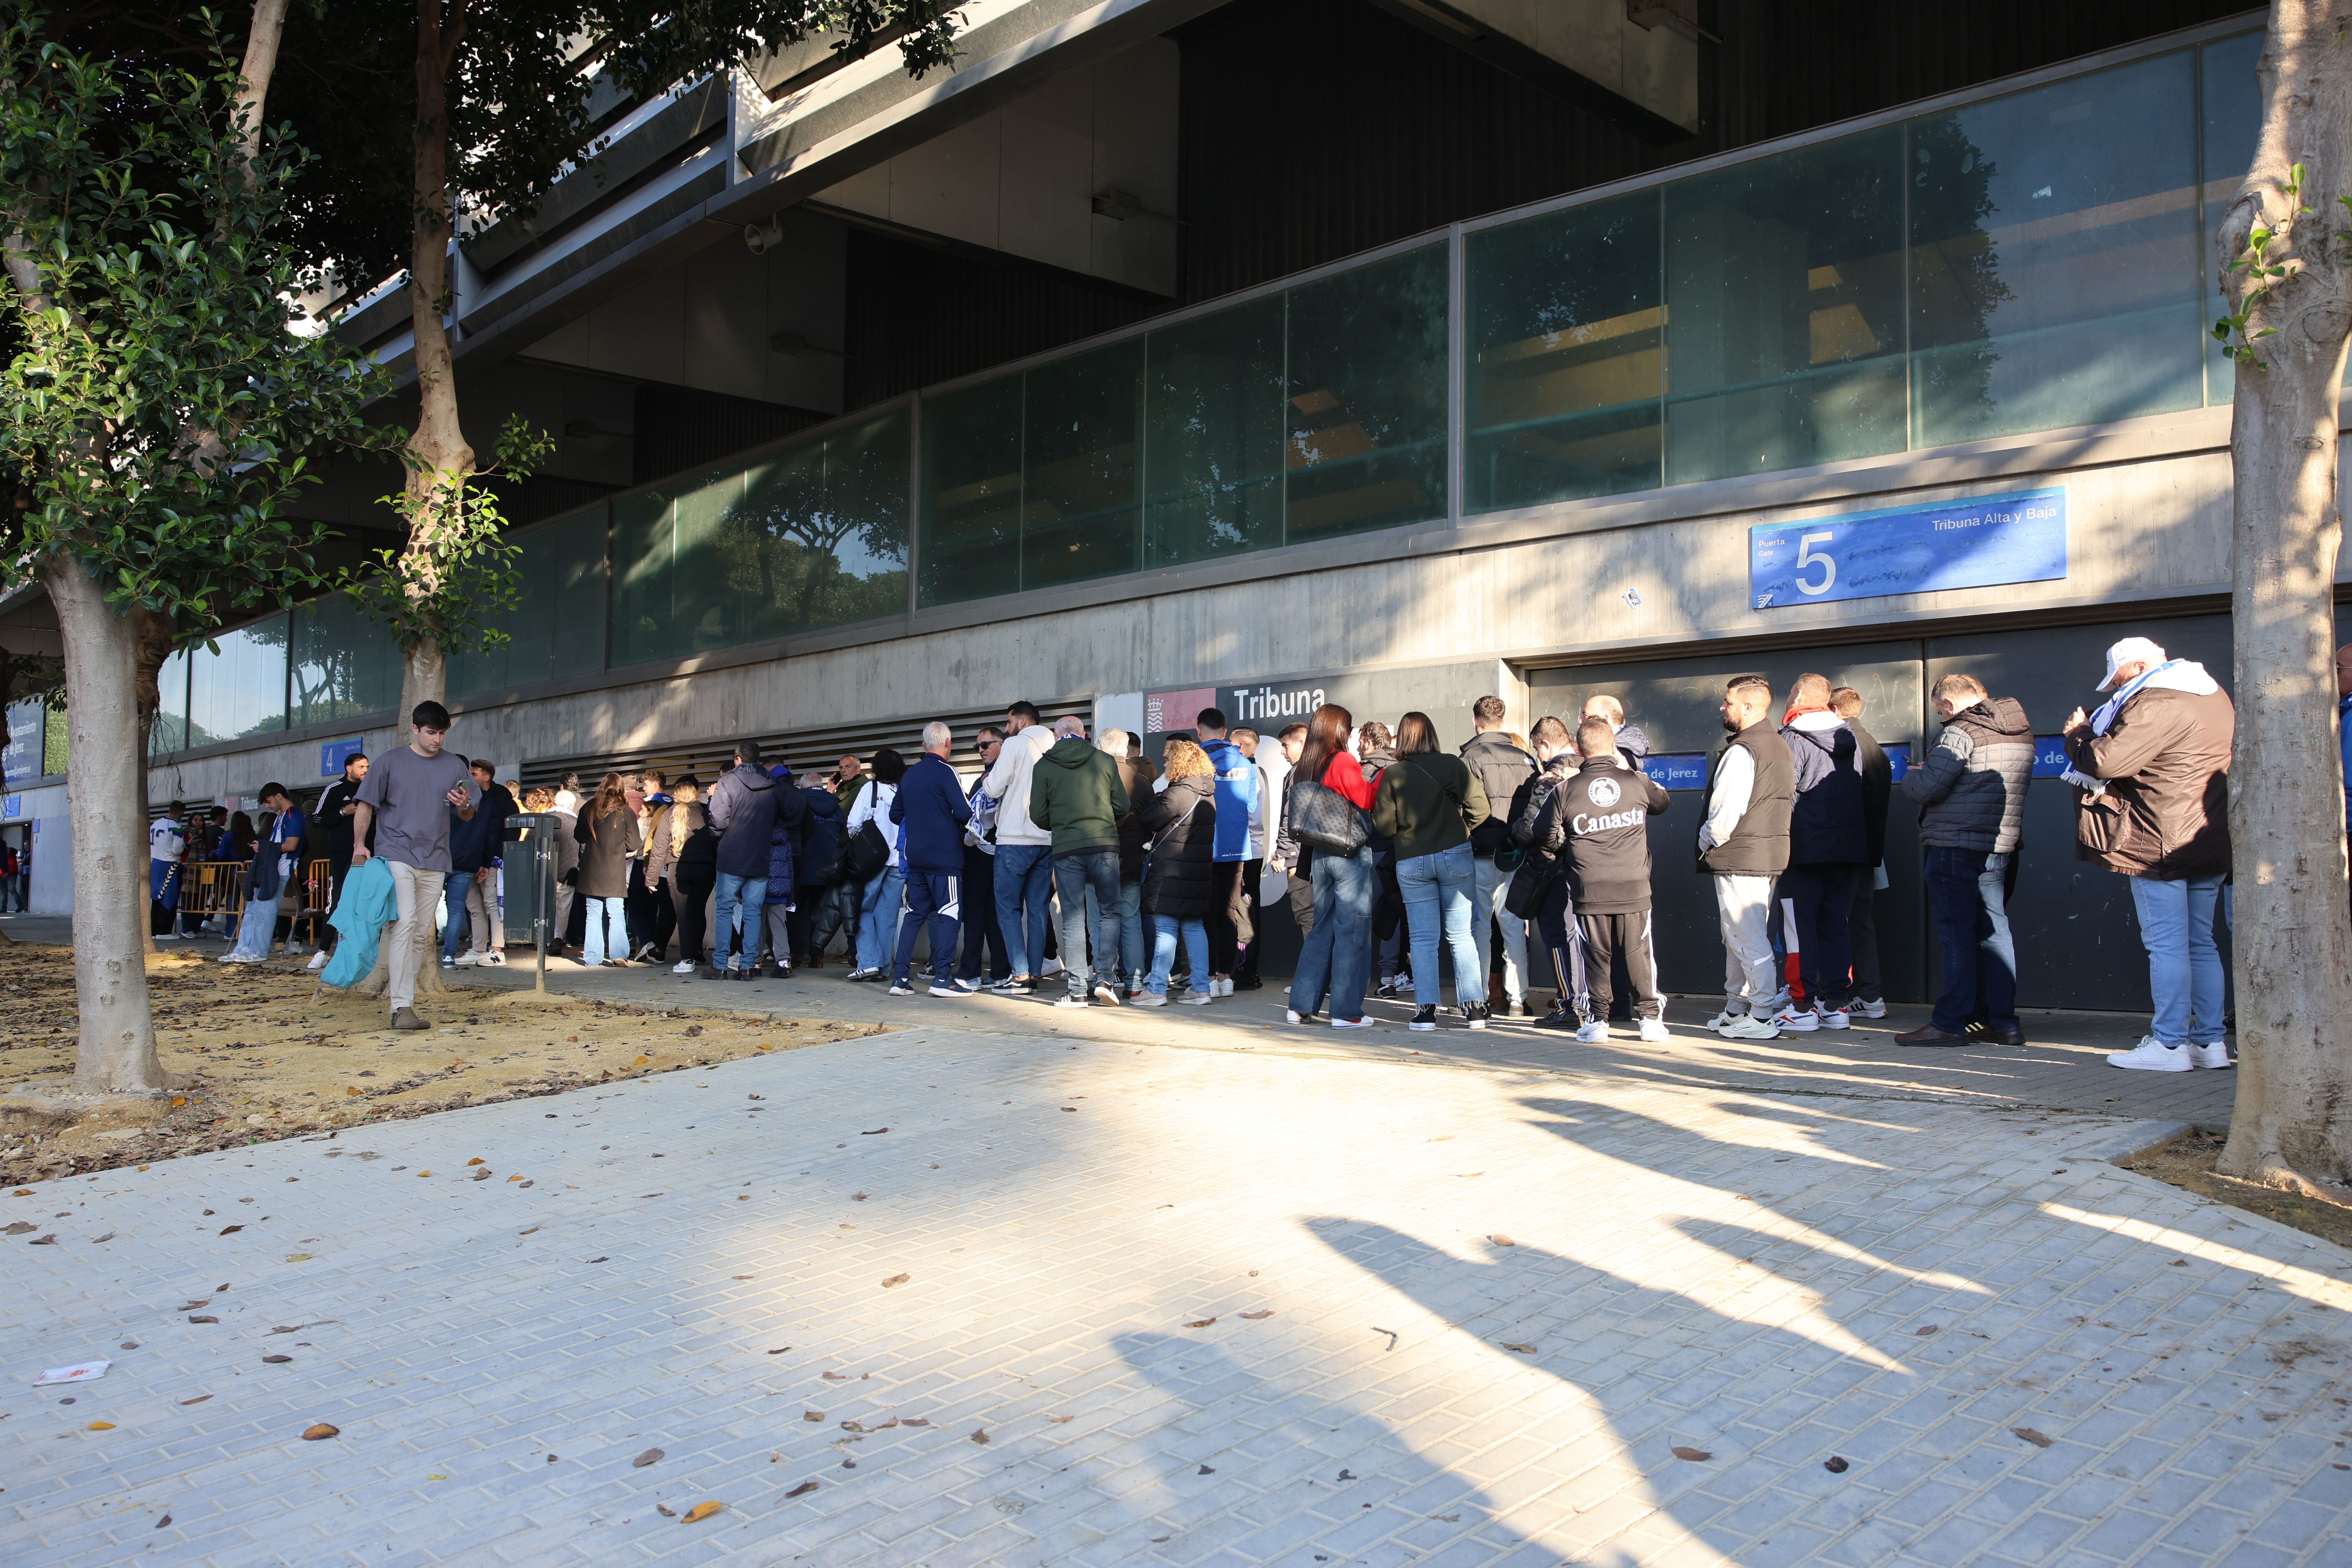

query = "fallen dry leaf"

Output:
[[180, 1396, 211, 1406], [417, 1171, 432, 1178], [1239, 1310, 1274, 1320], [681, 1500, 722, 1524], [766, 1347, 791, 1355], [85, 1421, 114, 1430], [970, 1428, 989, 1445], [1197, 1463, 1214, 1475], [262, 1354, 292, 1364], [822, 1371, 847, 1381], [733, 1274, 755, 1281], [1185, 1318, 1217, 1328], [1489, 1234, 1516, 1246], [803, 1411, 824, 1422], [301, 1423, 339, 1441], [1500, 1342, 1537, 1354], [1048, 1416, 1073, 1424], [217, 1225, 243, 1235], [518, 1227, 538, 1236], [154, 1514, 171, 1528], [684, 1025, 703, 1038], [1915, 1325, 1940, 1337], [2012, 1427, 2053, 1448], [4, 1221, 34, 1235], [633, 1448, 664, 1467], [901, 1417, 930, 1427], [1824, 1455, 1850, 1473], [634, 1056, 650, 1066], [466, 1157, 484, 1166], [862, 1127, 888, 1135], [1670, 1446, 1712, 1461], [655, 1504, 676, 1517], [785, 1480, 819, 1499], [188, 1314, 219, 1324], [881, 1272, 909, 1289], [508, 1175, 525, 1183]]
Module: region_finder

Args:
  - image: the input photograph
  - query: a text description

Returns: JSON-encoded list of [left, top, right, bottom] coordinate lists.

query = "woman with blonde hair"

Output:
[[1134, 739, 1219, 1005], [572, 771, 643, 966]]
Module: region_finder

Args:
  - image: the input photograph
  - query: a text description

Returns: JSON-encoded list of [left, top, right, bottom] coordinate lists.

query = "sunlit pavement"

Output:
[[8, 1015, 2348, 1568]]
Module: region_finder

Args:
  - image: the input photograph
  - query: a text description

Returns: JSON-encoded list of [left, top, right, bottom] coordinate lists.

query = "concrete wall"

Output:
[[140, 412, 2242, 810]]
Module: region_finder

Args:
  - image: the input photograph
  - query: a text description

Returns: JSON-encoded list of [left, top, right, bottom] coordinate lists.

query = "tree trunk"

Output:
[[131, 606, 176, 957], [234, 0, 292, 160], [40, 554, 167, 1094], [2218, 0, 2352, 1191], [399, 0, 474, 738]]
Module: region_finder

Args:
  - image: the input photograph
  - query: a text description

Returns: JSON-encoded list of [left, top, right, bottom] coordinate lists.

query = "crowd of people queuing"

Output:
[[140, 632, 2249, 1068]]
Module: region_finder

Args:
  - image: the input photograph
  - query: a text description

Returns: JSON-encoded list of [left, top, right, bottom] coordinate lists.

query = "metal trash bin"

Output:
[[502, 813, 559, 947]]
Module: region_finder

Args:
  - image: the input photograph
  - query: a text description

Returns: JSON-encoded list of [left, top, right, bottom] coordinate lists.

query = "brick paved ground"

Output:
[[7, 1013, 2346, 1567]]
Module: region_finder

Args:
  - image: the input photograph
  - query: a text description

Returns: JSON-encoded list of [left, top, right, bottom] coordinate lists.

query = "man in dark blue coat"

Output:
[[889, 720, 975, 996], [1770, 674, 1867, 1032], [704, 739, 779, 978]]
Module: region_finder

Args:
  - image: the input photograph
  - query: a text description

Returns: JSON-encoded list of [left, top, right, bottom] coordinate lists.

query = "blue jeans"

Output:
[[858, 865, 906, 972], [1148, 915, 1209, 996], [1087, 879, 1146, 987], [1052, 849, 1123, 998], [1290, 847, 1376, 1020], [1396, 842, 1480, 1009], [1925, 848, 2018, 1034], [993, 843, 1054, 978], [1472, 854, 1529, 1004], [439, 871, 479, 962], [713, 872, 766, 971], [2129, 873, 2226, 1047], [581, 895, 628, 965]]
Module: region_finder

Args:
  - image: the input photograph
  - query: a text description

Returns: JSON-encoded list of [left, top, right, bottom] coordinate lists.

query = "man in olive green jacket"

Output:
[[1028, 716, 1134, 1007]]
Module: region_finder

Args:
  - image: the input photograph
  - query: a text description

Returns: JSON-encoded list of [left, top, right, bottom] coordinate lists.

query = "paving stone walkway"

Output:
[[6, 1019, 2347, 1567]]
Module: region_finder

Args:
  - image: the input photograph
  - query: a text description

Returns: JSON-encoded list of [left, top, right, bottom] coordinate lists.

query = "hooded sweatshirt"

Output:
[[1027, 737, 1131, 856], [1200, 737, 1258, 863], [1780, 708, 1867, 867], [981, 725, 1056, 847], [706, 762, 780, 880]]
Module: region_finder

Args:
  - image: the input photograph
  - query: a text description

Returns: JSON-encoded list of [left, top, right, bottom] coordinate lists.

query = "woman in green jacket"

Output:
[[1372, 711, 1492, 1031]]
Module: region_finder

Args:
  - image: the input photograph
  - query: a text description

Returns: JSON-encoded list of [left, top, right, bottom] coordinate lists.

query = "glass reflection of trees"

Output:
[[723, 408, 911, 642]]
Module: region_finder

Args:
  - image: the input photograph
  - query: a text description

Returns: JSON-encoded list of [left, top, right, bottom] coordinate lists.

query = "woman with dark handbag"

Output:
[[844, 749, 906, 980], [1283, 704, 1381, 1028], [1373, 713, 1493, 1031], [1132, 740, 1219, 1005]]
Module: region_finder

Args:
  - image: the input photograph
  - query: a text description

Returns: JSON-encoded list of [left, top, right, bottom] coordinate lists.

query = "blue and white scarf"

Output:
[[2059, 659, 2220, 793]]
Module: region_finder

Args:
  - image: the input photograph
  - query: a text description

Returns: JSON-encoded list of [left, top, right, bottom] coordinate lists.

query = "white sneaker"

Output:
[[1330, 1016, 1372, 1029], [481, 950, 506, 967], [455, 951, 484, 967], [1177, 991, 1213, 1006], [672, 960, 695, 974], [1638, 1018, 1670, 1042], [1705, 1008, 1743, 1031], [1719, 1014, 1781, 1041], [1816, 1006, 1851, 1030], [1767, 1004, 1819, 1033], [2107, 1036, 2190, 1072], [155, 931, 180, 942], [305, 950, 330, 971], [1219, 978, 1236, 997], [1132, 991, 1167, 1007], [887, 982, 915, 997], [2188, 1041, 2234, 1070], [1854, 997, 1887, 1019], [1575, 1020, 1609, 1042], [1053, 995, 1090, 1009], [1093, 983, 1122, 1006]]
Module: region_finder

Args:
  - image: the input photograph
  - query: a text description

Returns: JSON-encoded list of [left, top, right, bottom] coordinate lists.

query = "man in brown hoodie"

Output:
[[2062, 635, 2233, 1073]]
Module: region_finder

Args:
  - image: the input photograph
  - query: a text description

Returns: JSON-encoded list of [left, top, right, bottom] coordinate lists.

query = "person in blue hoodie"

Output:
[[704, 739, 779, 978], [759, 763, 804, 978], [888, 720, 975, 996], [1194, 706, 1262, 995]]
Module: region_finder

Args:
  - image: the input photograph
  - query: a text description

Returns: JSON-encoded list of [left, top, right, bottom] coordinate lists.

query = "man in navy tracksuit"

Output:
[[889, 720, 975, 996]]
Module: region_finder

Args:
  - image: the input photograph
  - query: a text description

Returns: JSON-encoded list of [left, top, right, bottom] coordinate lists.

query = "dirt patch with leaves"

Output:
[[0, 943, 885, 1183], [2119, 1128, 2352, 1250]]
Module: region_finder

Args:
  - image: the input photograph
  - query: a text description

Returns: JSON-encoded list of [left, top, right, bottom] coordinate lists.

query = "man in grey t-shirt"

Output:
[[352, 701, 479, 1030]]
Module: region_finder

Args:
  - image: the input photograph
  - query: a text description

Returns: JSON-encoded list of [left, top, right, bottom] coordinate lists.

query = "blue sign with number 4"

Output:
[[1749, 487, 2065, 611]]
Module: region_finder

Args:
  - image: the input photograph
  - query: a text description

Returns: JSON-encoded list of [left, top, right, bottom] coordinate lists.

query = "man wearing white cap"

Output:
[[2060, 635, 2234, 1071]]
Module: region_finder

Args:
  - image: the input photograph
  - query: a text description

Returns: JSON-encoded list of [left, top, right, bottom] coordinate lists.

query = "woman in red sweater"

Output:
[[1285, 703, 1380, 1027]]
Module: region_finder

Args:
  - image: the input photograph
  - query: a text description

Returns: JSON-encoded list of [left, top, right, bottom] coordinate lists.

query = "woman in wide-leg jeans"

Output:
[[1288, 846, 1376, 1020], [1396, 840, 1480, 1011], [858, 864, 905, 974]]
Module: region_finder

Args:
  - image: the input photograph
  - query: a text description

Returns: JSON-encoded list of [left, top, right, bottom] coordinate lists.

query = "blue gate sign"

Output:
[[2032, 736, 2073, 778], [319, 736, 365, 778], [1882, 742, 1910, 782], [1642, 753, 1710, 791], [3, 794, 19, 819], [1749, 487, 2065, 611]]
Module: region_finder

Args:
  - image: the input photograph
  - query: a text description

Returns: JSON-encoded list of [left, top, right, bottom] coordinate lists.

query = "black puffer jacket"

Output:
[[1904, 697, 2034, 853], [1139, 775, 1218, 920]]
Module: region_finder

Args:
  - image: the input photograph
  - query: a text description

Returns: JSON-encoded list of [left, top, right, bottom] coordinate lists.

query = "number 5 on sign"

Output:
[[1794, 532, 1836, 596], [1748, 488, 2067, 611]]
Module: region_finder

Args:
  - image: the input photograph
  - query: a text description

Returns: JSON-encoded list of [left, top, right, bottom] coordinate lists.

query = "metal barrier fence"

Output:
[[174, 858, 334, 942]]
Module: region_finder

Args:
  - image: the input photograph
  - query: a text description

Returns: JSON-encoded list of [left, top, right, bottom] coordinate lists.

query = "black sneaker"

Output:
[[1533, 1006, 1577, 1031], [1409, 1005, 1437, 1032], [1463, 1002, 1490, 1030], [1503, 1000, 1528, 1020], [1232, 975, 1262, 991], [1375, 976, 1402, 999]]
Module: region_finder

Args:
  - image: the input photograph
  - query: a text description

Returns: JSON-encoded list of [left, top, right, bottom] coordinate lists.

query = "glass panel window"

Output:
[[735, 408, 910, 636], [1143, 297, 1286, 566], [1285, 244, 1450, 541], [610, 488, 679, 669], [1664, 127, 1906, 486], [7, 697, 47, 780], [452, 505, 612, 694], [1911, 52, 2201, 447], [918, 376, 1024, 608], [1022, 341, 1142, 590], [290, 593, 400, 727], [151, 648, 192, 755], [186, 613, 288, 745], [1466, 190, 1663, 512], [2201, 31, 2265, 402]]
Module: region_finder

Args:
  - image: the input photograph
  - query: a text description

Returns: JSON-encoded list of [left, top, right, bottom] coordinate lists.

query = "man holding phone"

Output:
[[350, 701, 479, 1031]]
